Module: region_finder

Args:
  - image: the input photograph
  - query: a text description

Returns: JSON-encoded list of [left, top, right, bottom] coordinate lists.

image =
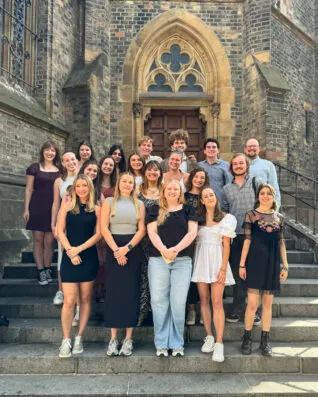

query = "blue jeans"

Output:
[[148, 256, 192, 349]]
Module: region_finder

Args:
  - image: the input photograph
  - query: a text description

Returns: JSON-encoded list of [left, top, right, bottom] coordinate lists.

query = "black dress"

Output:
[[60, 204, 99, 283], [244, 210, 284, 293], [26, 163, 60, 232]]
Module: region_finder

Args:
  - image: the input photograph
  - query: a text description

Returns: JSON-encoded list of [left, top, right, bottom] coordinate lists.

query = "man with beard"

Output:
[[244, 138, 281, 208], [222, 154, 262, 324]]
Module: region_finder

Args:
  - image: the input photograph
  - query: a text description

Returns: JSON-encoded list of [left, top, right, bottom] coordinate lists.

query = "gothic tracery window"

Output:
[[0, 0, 38, 92], [146, 39, 207, 94]]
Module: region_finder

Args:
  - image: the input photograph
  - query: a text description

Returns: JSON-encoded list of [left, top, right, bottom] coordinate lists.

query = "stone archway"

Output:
[[118, 9, 235, 159]]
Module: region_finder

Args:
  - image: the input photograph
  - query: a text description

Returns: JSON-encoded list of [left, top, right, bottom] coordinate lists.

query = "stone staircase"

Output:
[[0, 239, 318, 396]]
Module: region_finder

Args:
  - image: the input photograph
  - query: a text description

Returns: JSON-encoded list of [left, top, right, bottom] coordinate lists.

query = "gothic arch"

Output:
[[118, 9, 235, 158]]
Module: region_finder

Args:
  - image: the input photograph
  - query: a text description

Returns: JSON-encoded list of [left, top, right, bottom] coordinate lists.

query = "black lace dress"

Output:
[[138, 192, 159, 318], [244, 210, 285, 293]]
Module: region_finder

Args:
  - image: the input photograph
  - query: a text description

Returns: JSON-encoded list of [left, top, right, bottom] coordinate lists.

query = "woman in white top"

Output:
[[128, 151, 145, 189], [51, 152, 78, 306], [162, 149, 189, 192], [192, 187, 236, 362]]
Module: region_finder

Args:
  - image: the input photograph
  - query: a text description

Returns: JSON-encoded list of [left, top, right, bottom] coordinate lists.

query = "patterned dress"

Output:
[[138, 192, 159, 318]]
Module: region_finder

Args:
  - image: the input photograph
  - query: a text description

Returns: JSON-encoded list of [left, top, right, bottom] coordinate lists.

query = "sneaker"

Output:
[[226, 313, 240, 323], [53, 291, 64, 306], [212, 343, 224, 362], [172, 347, 184, 357], [201, 335, 215, 353], [186, 310, 196, 325], [72, 309, 80, 327], [72, 335, 83, 354], [253, 312, 261, 326], [45, 268, 53, 283], [119, 338, 133, 356], [38, 269, 48, 286], [59, 338, 72, 358], [106, 338, 119, 356], [156, 348, 169, 357]]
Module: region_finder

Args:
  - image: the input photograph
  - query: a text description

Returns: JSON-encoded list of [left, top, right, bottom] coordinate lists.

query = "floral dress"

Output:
[[244, 210, 285, 293]]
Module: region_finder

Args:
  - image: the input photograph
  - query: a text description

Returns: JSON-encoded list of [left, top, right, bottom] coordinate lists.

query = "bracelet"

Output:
[[281, 266, 289, 272], [239, 265, 246, 269]]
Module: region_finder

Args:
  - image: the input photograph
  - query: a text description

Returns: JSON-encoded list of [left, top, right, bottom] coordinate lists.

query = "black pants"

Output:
[[229, 235, 247, 317]]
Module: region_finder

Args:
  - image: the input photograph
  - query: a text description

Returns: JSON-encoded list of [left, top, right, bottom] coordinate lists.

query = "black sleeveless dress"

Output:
[[60, 204, 99, 283]]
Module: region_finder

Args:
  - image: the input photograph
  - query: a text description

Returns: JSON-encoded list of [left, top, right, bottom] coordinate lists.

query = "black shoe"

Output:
[[38, 269, 48, 286], [253, 312, 261, 326], [260, 331, 272, 356], [241, 330, 252, 355], [45, 268, 53, 283], [226, 313, 240, 323], [0, 315, 9, 327]]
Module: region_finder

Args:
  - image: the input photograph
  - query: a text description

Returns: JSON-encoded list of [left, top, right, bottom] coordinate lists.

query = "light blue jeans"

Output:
[[148, 256, 192, 349]]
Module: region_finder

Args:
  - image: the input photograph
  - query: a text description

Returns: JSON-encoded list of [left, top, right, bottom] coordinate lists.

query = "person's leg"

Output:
[[241, 289, 259, 355], [125, 327, 133, 339], [53, 242, 63, 305], [148, 256, 171, 349], [186, 282, 200, 325], [61, 283, 79, 339], [197, 283, 212, 336], [32, 231, 45, 270], [211, 282, 225, 343], [259, 292, 274, 356], [77, 281, 94, 336], [43, 232, 55, 268], [169, 257, 192, 350]]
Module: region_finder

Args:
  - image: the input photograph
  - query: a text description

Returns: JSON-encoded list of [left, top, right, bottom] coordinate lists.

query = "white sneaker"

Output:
[[212, 342, 224, 362], [53, 291, 64, 306], [59, 338, 72, 358], [201, 335, 215, 353], [72, 335, 83, 354], [186, 310, 196, 325], [106, 338, 119, 356], [172, 347, 184, 357], [72, 308, 80, 327], [119, 338, 133, 356], [156, 348, 169, 357]]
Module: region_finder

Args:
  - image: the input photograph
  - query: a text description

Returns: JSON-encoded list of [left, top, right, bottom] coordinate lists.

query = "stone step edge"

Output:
[[1, 373, 318, 396]]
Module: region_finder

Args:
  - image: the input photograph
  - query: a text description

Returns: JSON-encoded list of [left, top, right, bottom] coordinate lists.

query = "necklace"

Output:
[[257, 207, 274, 214]]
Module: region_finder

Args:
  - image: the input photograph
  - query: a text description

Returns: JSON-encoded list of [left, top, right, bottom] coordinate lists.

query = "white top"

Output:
[[135, 175, 143, 186], [59, 176, 76, 199], [192, 214, 237, 285]]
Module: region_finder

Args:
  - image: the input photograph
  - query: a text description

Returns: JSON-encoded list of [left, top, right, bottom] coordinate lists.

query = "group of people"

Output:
[[23, 129, 288, 362]]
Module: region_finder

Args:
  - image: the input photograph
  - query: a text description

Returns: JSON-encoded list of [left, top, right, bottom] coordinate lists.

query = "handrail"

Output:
[[273, 162, 317, 235]]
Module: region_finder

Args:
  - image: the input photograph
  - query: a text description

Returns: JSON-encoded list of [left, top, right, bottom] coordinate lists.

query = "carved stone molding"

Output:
[[132, 102, 141, 118], [210, 102, 221, 118]]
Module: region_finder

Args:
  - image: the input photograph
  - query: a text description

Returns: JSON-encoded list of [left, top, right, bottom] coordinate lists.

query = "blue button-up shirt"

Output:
[[249, 156, 281, 208], [198, 159, 232, 202]]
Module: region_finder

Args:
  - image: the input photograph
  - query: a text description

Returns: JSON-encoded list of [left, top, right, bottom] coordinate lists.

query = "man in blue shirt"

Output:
[[198, 138, 232, 202], [244, 138, 281, 208]]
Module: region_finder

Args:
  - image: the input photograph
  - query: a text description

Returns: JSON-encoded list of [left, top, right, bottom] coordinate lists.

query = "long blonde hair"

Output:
[[157, 179, 184, 225], [69, 174, 95, 214], [110, 172, 141, 220]]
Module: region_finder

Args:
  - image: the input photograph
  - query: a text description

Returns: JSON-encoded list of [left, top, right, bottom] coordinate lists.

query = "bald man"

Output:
[[244, 139, 281, 208]]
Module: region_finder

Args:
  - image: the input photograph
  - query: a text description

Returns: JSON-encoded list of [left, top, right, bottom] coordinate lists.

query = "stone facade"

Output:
[[1, 0, 318, 267]]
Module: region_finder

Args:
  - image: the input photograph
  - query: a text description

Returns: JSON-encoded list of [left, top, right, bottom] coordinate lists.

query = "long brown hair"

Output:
[[110, 172, 141, 220], [128, 150, 146, 176], [39, 141, 62, 172], [157, 180, 184, 225], [69, 174, 95, 214], [140, 160, 162, 195], [197, 187, 224, 225], [254, 183, 278, 211], [186, 167, 210, 192]]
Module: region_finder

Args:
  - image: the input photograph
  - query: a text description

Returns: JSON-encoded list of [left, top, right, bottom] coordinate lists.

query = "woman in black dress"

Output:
[[57, 174, 101, 358], [138, 160, 162, 325], [239, 184, 289, 356], [101, 172, 145, 356], [24, 141, 61, 285], [184, 167, 209, 325]]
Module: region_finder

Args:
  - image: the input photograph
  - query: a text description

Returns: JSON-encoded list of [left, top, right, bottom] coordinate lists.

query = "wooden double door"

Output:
[[144, 109, 206, 161]]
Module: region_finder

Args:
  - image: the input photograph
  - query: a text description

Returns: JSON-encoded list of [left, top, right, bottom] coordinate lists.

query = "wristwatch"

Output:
[[127, 243, 133, 251]]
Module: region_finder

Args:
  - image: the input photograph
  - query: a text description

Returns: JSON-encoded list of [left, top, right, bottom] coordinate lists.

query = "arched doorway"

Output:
[[119, 9, 235, 159]]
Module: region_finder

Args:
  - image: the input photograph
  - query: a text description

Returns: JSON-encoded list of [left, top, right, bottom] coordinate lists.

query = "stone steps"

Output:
[[1, 373, 318, 396], [1, 296, 318, 319], [0, 342, 317, 375], [1, 318, 318, 344]]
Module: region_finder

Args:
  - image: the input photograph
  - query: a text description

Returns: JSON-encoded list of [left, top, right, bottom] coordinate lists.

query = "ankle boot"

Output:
[[260, 331, 272, 356], [241, 330, 252, 355]]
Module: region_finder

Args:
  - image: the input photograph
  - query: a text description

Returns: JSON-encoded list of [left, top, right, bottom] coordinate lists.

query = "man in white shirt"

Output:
[[244, 138, 281, 208], [138, 136, 162, 163]]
